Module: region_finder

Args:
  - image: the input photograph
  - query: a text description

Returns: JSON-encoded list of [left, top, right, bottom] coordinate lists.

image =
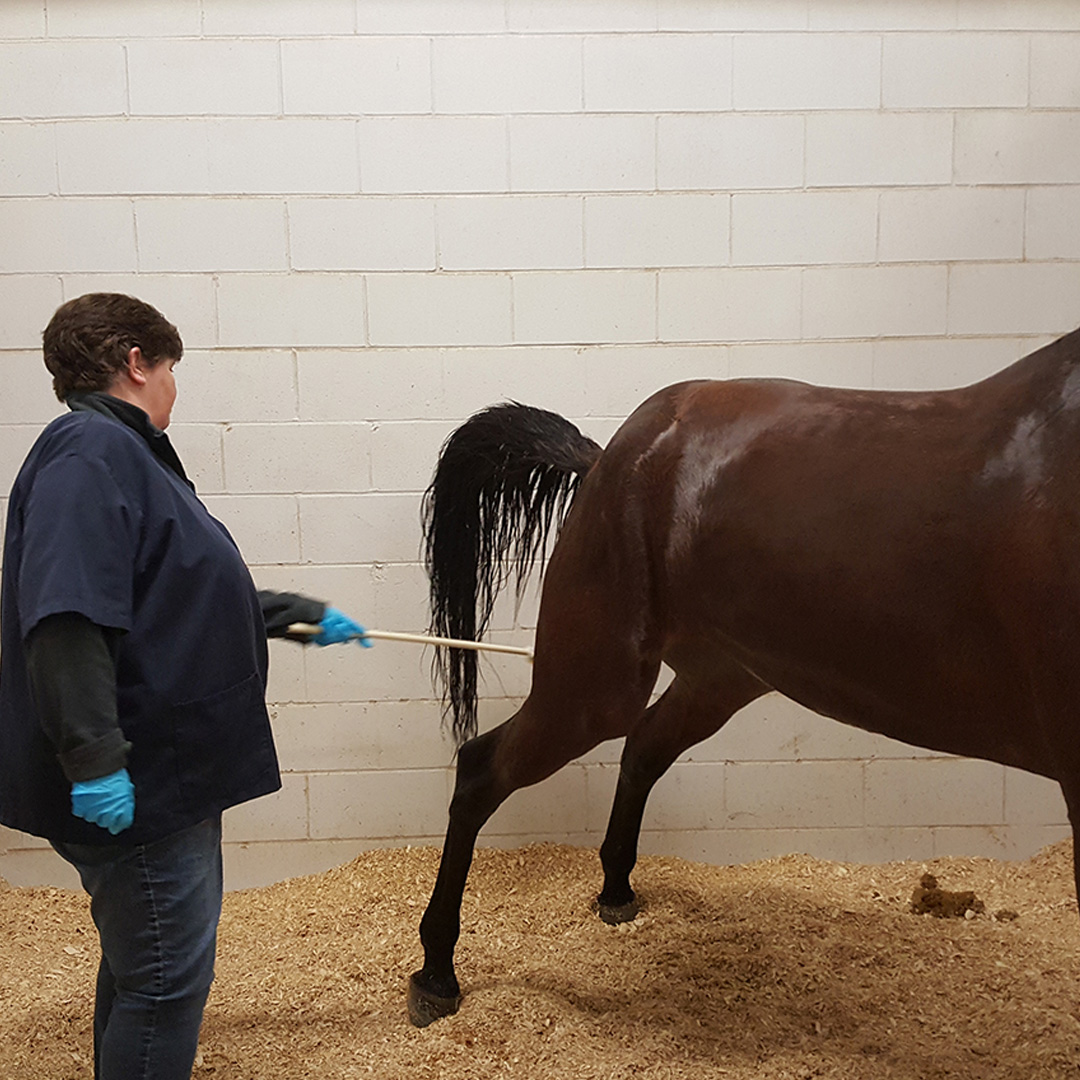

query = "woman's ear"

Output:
[[125, 346, 148, 387]]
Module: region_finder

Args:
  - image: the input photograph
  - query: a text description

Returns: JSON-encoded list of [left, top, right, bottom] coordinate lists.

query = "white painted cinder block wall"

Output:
[[1, 0, 1078, 890]]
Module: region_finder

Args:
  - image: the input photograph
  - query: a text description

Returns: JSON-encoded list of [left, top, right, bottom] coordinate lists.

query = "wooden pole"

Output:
[[286, 623, 534, 661]]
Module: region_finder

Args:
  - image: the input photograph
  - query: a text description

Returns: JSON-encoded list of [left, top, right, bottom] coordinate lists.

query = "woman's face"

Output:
[[140, 356, 179, 430]]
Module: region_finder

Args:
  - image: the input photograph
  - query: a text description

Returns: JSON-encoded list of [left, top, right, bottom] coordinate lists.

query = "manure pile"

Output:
[[4, 841, 1080, 1079]]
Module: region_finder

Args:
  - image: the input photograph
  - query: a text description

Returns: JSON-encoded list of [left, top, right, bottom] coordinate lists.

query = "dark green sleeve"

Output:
[[257, 590, 326, 639], [25, 613, 130, 783]]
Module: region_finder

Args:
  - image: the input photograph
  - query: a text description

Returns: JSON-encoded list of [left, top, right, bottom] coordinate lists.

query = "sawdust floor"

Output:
[[4, 840, 1080, 1079]]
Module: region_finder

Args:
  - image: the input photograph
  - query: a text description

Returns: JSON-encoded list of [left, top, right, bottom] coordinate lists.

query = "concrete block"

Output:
[[360, 563, 431, 640], [883, 32, 1028, 108], [584, 33, 732, 112], [208, 119, 359, 195], [725, 760, 865, 829], [167, 422, 225, 493], [222, 838, 367, 891], [810, 1, 957, 29], [250, 562, 423, 637], [872, 336, 1027, 391], [297, 492, 422, 564], [510, 115, 655, 193], [0, 824, 50, 851], [507, 0, 657, 32], [0, 123, 57, 196], [691, 695, 799, 762], [170, 350, 297, 425], [0, 277, 60, 348], [289, 197, 436, 272], [45, 0, 200, 36], [646, 826, 936, 866], [308, 768, 452, 839], [658, 114, 804, 191], [807, 112, 953, 187], [371, 420, 456, 492], [583, 762, 620, 831], [0, 4, 45, 35], [200, 494, 301, 565], [0, 426, 45, 493], [792, 711, 934, 761], [0, 198, 134, 274], [485, 764, 589, 835], [0, 353, 64, 425], [271, 700, 454, 773], [283, 38, 431, 116], [865, 758, 1004, 828], [733, 32, 880, 110], [1004, 768, 1068, 825], [297, 349, 443, 422], [438, 195, 583, 271], [0, 848, 81, 889], [513, 271, 656, 345], [802, 264, 949, 339], [223, 421, 373, 494], [440, 346, 593, 418], [658, 267, 802, 343], [434, 34, 582, 114], [201, 0, 355, 35], [303, 635, 435, 704], [639, 762, 726, 830], [136, 198, 289, 273], [1031, 34, 1080, 106], [0, 41, 126, 118], [929, 825, 1027, 861], [1026, 186, 1080, 260], [367, 272, 512, 347], [217, 273, 366, 348], [222, 772, 308, 843], [583, 344, 729, 416], [956, 112, 1080, 184], [585, 194, 729, 269], [731, 190, 877, 266], [359, 116, 507, 194], [956, 0, 1080, 30], [129, 39, 281, 116], [355, 0, 505, 34], [879, 187, 1025, 263], [58, 120, 211, 195], [264, 636, 306, 706], [948, 263, 1080, 336], [728, 340, 874, 387], [659, 0, 808, 31]]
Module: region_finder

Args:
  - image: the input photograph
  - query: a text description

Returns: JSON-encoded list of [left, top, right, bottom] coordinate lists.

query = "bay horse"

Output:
[[408, 327, 1080, 1027]]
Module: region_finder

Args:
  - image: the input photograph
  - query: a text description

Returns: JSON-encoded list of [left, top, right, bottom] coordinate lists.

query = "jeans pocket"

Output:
[[171, 672, 275, 811]]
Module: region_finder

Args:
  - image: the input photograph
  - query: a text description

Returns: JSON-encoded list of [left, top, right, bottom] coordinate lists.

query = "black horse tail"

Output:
[[422, 402, 603, 745]]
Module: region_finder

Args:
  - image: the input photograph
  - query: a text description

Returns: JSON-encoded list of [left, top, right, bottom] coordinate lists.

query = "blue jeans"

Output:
[[51, 816, 223, 1080]]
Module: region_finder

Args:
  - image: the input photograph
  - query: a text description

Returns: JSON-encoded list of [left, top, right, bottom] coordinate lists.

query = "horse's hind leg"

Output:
[[408, 667, 654, 1027], [407, 723, 507, 1026], [597, 661, 768, 924]]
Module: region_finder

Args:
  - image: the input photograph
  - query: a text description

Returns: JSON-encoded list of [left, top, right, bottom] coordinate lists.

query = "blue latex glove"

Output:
[[313, 607, 373, 647], [71, 767, 135, 835]]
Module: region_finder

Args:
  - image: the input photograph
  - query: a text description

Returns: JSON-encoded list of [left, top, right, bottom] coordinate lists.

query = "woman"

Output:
[[0, 293, 369, 1080]]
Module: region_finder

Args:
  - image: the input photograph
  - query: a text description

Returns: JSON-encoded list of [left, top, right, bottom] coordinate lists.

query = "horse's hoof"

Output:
[[407, 972, 461, 1028], [597, 896, 640, 925]]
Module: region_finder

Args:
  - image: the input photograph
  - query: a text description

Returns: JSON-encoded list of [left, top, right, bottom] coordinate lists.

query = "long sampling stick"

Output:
[[287, 623, 534, 661]]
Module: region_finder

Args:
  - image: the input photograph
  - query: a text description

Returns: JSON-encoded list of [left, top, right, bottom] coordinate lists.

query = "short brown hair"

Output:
[[42, 293, 183, 402]]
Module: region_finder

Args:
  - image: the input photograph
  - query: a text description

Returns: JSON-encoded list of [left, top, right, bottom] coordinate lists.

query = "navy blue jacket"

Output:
[[0, 403, 280, 844]]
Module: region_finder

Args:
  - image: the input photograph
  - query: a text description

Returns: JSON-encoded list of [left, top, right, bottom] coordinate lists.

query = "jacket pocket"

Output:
[[171, 671, 277, 813]]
